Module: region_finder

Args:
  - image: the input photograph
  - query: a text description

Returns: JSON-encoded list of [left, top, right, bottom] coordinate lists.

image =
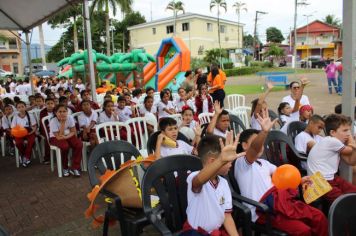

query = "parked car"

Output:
[[35, 70, 56, 78], [0, 69, 14, 77], [300, 56, 327, 68]]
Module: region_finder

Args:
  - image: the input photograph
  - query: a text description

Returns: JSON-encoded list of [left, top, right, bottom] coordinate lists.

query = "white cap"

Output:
[[179, 126, 195, 141], [145, 113, 157, 127]]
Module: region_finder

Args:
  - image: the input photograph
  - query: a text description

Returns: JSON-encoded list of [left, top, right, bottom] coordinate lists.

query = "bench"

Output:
[[266, 75, 288, 88]]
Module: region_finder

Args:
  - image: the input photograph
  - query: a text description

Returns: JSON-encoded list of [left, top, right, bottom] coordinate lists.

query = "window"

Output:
[[207, 23, 213, 32], [152, 28, 156, 35], [12, 55, 17, 59], [166, 25, 174, 34], [220, 25, 226, 33], [13, 63, 18, 74], [182, 23, 189, 31], [0, 40, 5, 49]]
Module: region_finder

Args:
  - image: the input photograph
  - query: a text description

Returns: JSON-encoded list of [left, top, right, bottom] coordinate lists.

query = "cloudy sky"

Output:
[[28, 0, 343, 46]]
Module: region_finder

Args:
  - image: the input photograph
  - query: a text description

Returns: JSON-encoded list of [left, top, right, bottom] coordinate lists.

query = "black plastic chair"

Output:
[[328, 193, 356, 236], [88, 140, 149, 236], [263, 130, 307, 174], [141, 155, 203, 234], [227, 162, 287, 236], [268, 110, 282, 129], [146, 131, 190, 154], [287, 121, 307, 144], [229, 114, 246, 136]]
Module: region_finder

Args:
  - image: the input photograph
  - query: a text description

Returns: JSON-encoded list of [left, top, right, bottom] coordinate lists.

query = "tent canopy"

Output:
[[0, 0, 82, 31]]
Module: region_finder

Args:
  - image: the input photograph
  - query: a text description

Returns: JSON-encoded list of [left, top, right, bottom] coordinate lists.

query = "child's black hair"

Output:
[[236, 129, 260, 153], [117, 96, 126, 102], [160, 89, 169, 99], [3, 97, 14, 106], [15, 101, 26, 108], [159, 117, 177, 131], [250, 98, 259, 116], [45, 98, 54, 103], [57, 87, 64, 92], [181, 106, 194, 115], [132, 88, 142, 97], [13, 96, 21, 104], [102, 100, 114, 111], [324, 114, 352, 135], [218, 110, 229, 120], [144, 95, 153, 104], [81, 100, 91, 107], [185, 70, 192, 77], [146, 87, 155, 94], [80, 90, 88, 97], [197, 135, 223, 163], [309, 114, 324, 124], [278, 102, 290, 114], [59, 96, 68, 104]]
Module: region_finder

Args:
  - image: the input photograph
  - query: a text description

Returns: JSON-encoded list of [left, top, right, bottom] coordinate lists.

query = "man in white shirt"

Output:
[[282, 80, 310, 121]]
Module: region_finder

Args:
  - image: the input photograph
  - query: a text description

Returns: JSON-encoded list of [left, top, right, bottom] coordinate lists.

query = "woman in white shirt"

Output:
[[49, 104, 83, 177], [157, 89, 176, 120]]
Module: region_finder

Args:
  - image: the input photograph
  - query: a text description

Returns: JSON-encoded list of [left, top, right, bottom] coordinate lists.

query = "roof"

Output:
[[128, 12, 243, 31], [0, 0, 82, 31], [296, 20, 340, 34]]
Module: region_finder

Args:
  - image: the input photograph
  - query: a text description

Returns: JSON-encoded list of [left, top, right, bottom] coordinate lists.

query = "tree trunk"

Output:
[[73, 15, 79, 52], [217, 9, 222, 68], [105, 11, 111, 56], [38, 24, 47, 68], [122, 11, 125, 52]]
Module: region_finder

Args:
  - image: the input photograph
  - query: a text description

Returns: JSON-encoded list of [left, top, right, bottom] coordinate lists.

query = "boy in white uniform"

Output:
[[116, 96, 135, 122], [307, 113, 356, 203], [207, 101, 229, 138], [155, 117, 200, 159], [182, 132, 243, 235], [295, 115, 324, 155]]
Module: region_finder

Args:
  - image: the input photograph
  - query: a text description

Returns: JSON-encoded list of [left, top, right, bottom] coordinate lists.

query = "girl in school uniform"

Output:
[[78, 100, 98, 147], [11, 101, 37, 167], [194, 84, 213, 120], [157, 89, 176, 120], [98, 100, 119, 124], [139, 96, 157, 117], [49, 104, 83, 177]]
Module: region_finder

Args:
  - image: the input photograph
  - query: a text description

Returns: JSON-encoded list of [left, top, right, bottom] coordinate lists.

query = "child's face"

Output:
[[105, 102, 114, 113], [162, 125, 178, 140], [182, 110, 193, 123], [301, 110, 312, 121], [82, 102, 91, 113], [77, 78, 82, 84], [46, 101, 55, 112], [282, 105, 292, 115], [162, 93, 169, 103], [82, 92, 91, 101], [54, 98, 59, 105], [16, 104, 26, 114], [330, 124, 352, 143], [56, 107, 68, 121], [147, 90, 154, 97], [173, 79, 177, 85], [4, 106, 13, 116], [200, 86, 208, 95], [241, 133, 264, 157], [29, 97, 35, 105], [145, 98, 153, 109], [216, 114, 230, 132], [118, 100, 126, 109], [36, 98, 44, 107], [178, 89, 186, 98], [309, 120, 325, 135]]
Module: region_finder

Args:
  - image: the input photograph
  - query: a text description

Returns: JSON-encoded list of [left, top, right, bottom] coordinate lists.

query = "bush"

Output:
[[250, 61, 273, 68], [190, 57, 209, 71], [224, 67, 262, 77], [223, 62, 234, 69]]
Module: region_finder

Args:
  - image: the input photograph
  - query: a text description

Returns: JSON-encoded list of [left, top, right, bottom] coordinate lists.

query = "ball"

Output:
[[272, 164, 301, 190], [11, 125, 28, 138]]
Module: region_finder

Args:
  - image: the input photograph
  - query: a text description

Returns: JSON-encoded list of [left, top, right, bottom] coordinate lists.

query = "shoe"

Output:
[[9, 147, 15, 156], [22, 158, 30, 167], [63, 169, 70, 177], [43, 160, 50, 165], [70, 169, 81, 177], [25, 159, 31, 165]]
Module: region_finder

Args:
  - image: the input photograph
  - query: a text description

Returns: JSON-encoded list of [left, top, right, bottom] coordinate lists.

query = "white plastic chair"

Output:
[[1, 134, 5, 156], [96, 93, 106, 107], [167, 114, 182, 127], [124, 117, 150, 156], [198, 112, 214, 125], [226, 94, 246, 110], [231, 106, 252, 129], [71, 111, 88, 172], [95, 121, 129, 143], [29, 109, 44, 159]]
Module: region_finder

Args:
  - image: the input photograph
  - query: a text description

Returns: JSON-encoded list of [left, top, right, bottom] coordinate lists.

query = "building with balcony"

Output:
[[0, 30, 23, 75], [128, 13, 243, 59], [291, 20, 341, 60]]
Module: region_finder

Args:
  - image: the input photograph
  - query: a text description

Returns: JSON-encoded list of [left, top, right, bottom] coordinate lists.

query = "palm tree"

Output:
[[166, 1, 185, 36], [323, 14, 341, 27], [210, 0, 227, 68], [48, 5, 82, 52], [91, 0, 133, 55], [232, 1, 247, 49]]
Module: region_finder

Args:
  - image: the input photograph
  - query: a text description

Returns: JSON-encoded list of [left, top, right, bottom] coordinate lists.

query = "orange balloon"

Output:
[[272, 164, 301, 190], [96, 87, 108, 94], [11, 125, 28, 138]]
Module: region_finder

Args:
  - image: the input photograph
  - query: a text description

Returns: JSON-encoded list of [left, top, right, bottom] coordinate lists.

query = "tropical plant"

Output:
[[166, 1, 185, 35], [265, 44, 285, 64], [323, 14, 341, 27], [266, 27, 285, 43], [204, 48, 228, 65], [210, 0, 227, 68], [48, 5, 83, 52], [91, 0, 133, 55], [232, 1, 247, 49], [190, 57, 209, 71]]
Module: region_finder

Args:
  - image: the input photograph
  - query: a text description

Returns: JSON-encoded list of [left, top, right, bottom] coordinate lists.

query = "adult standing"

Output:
[[207, 65, 226, 108], [324, 59, 338, 94], [282, 79, 310, 121], [336, 60, 343, 96]]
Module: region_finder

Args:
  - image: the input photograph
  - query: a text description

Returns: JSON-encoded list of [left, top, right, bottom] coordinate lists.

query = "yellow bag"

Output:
[[85, 155, 156, 228]]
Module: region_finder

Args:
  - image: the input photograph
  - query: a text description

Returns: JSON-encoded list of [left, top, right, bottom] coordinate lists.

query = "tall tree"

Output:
[[232, 1, 247, 49], [243, 34, 254, 48], [48, 5, 83, 52], [166, 1, 185, 36], [266, 27, 285, 43], [323, 14, 341, 27], [265, 43, 285, 63], [210, 0, 227, 67], [91, 0, 133, 55]]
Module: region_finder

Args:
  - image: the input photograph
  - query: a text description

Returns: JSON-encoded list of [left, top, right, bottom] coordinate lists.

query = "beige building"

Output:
[[128, 13, 243, 58], [0, 30, 23, 76]]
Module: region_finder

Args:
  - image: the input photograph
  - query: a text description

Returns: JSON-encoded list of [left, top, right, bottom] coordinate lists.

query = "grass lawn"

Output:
[[259, 68, 323, 74], [225, 85, 285, 95]]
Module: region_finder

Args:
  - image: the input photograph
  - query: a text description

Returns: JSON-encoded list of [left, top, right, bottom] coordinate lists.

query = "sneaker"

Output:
[[43, 160, 50, 165], [63, 169, 70, 177], [72, 169, 81, 177], [9, 147, 15, 156], [22, 158, 30, 167]]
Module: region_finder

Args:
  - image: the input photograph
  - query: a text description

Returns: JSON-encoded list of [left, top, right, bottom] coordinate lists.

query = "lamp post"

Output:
[[293, 0, 309, 68], [303, 13, 314, 68], [253, 11, 267, 60]]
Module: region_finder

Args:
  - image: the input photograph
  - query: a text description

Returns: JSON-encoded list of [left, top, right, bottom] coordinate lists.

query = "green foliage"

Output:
[[224, 67, 262, 76], [323, 14, 341, 27], [47, 5, 82, 29], [265, 44, 285, 58], [266, 27, 285, 43], [209, 0, 227, 13], [190, 57, 209, 71], [31, 58, 43, 63], [204, 48, 228, 65], [244, 55, 253, 66], [166, 1, 185, 14], [91, 0, 133, 16], [223, 62, 234, 69], [250, 61, 273, 68]]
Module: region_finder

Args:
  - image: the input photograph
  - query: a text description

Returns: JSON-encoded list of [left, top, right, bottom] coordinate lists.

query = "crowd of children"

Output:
[[1, 66, 356, 235]]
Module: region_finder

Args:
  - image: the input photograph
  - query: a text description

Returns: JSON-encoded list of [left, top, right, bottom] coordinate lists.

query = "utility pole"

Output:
[[38, 24, 47, 69], [292, 0, 309, 68], [150, 1, 153, 21], [253, 11, 267, 60], [303, 13, 314, 68]]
